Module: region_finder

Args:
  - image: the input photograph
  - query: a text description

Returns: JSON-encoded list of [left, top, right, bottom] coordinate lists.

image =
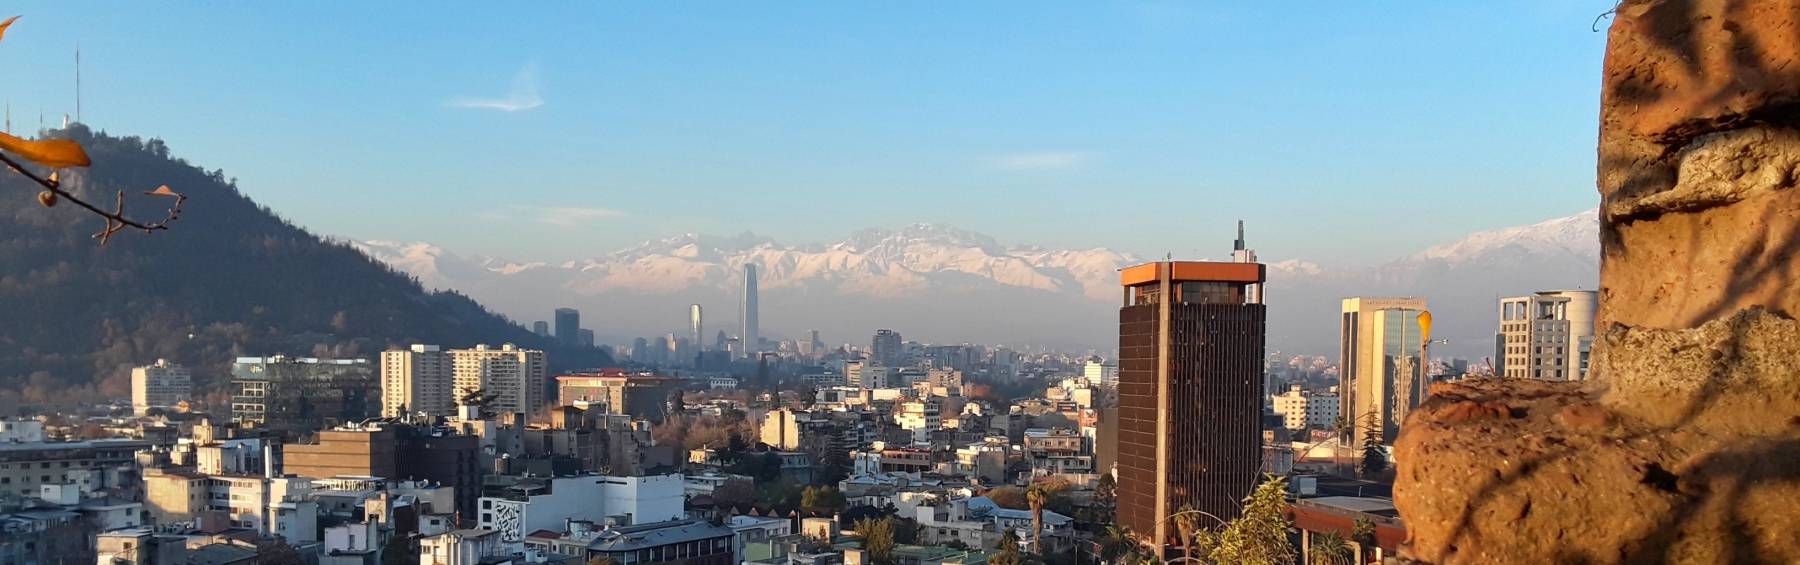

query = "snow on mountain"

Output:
[[353, 211, 1600, 355], [1409, 209, 1599, 264]]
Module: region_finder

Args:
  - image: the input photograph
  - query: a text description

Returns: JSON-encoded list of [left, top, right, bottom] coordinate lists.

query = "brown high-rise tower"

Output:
[[1115, 260, 1266, 553]]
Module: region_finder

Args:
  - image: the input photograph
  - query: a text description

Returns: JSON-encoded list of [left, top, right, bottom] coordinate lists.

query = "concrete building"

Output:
[[0, 439, 149, 498], [1116, 260, 1266, 553], [1496, 290, 1598, 381], [532, 321, 550, 337], [131, 360, 192, 416], [0, 419, 44, 443], [143, 465, 319, 543], [381, 345, 453, 418], [1082, 358, 1118, 388], [421, 528, 508, 565], [555, 308, 581, 347], [230, 356, 375, 437], [870, 329, 903, 368], [690, 304, 704, 353], [477, 473, 685, 546], [452, 344, 548, 421], [557, 372, 677, 423], [1271, 385, 1341, 431], [283, 422, 482, 519], [529, 519, 734, 565], [1338, 297, 1429, 448], [894, 402, 941, 445]]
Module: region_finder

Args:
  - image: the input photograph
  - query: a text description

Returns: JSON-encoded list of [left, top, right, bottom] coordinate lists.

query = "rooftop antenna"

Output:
[[74, 43, 80, 124]]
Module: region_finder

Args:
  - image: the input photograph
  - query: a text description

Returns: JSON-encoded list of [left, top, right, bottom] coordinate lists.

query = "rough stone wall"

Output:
[[1392, 1, 1800, 563]]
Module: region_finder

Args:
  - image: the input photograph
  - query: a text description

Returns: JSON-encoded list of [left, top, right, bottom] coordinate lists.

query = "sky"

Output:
[[1, 2, 1614, 265]]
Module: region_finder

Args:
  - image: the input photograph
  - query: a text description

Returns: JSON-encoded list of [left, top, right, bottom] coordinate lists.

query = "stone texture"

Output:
[[1394, 312, 1800, 564], [1395, 1, 1800, 562]]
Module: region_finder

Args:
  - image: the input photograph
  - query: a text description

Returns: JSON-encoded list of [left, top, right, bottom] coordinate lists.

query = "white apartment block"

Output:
[[132, 360, 192, 416], [450, 344, 547, 419], [1271, 385, 1340, 431], [1496, 290, 1597, 381], [381, 345, 454, 418], [894, 401, 941, 445]]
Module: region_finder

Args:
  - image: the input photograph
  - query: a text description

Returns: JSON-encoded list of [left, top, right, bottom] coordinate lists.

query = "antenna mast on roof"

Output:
[[74, 43, 81, 124]]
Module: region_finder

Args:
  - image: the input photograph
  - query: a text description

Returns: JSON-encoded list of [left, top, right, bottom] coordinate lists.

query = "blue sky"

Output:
[[3, 2, 1611, 264]]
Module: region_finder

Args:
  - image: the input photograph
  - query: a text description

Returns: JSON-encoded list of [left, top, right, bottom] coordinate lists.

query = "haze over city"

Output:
[[1, 2, 1790, 564]]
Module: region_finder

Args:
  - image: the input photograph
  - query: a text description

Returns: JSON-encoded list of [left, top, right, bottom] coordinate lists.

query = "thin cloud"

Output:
[[448, 62, 544, 112], [993, 151, 1095, 171], [507, 205, 625, 227]]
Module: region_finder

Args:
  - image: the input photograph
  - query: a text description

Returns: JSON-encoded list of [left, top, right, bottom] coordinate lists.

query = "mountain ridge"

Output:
[[356, 209, 1600, 357]]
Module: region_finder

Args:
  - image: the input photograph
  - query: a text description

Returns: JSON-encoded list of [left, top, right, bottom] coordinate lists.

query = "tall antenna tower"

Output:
[[75, 44, 81, 124]]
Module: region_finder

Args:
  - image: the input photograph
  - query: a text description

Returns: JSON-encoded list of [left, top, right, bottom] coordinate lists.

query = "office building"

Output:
[[1082, 357, 1118, 388], [690, 304, 704, 352], [555, 308, 581, 347], [871, 329, 903, 367], [578, 329, 595, 348], [1496, 290, 1598, 381], [1271, 385, 1341, 431], [283, 422, 483, 519], [533, 321, 550, 338], [1116, 259, 1266, 552], [451, 344, 547, 420], [132, 359, 192, 416], [557, 371, 678, 423], [231, 356, 375, 436], [381, 345, 453, 418], [740, 264, 759, 359], [1339, 297, 1429, 448]]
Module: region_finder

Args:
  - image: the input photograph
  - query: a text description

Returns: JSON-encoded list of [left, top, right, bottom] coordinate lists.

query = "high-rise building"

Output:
[[578, 328, 595, 348], [132, 359, 192, 416], [555, 308, 580, 346], [690, 304, 704, 352], [870, 329, 902, 367], [1082, 357, 1118, 387], [1115, 259, 1266, 553], [714, 330, 729, 354], [1339, 297, 1429, 449], [451, 344, 548, 420], [1231, 220, 1263, 304], [532, 321, 550, 337], [231, 356, 376, 436], [740, 264, 759, 359], [381, 345, 453, 418], [1496, 290, 1597, 381]]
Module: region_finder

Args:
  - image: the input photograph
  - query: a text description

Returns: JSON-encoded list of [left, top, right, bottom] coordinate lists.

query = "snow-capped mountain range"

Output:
[[354, 209, 1599, 357]]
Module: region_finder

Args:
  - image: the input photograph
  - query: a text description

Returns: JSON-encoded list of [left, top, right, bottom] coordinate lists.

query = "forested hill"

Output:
[[0, 125, 610, 407]]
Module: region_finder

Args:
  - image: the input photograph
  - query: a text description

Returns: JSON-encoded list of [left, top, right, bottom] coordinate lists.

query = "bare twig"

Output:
[[0, 150, 184, 245]]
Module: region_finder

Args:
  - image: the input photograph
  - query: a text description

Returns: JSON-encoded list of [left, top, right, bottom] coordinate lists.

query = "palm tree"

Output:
[[993, 530, 1025, 565], [1094, 521, 1137, 561], [1309, 532, 1353, 565], [1025, 483, 1048, 554]]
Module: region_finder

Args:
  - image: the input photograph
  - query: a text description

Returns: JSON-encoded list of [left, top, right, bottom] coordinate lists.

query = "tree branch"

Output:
[[0, 149, 184, 245]]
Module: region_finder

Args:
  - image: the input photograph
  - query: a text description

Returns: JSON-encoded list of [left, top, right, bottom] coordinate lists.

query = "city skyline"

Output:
[[0, 2, 1610, 265]]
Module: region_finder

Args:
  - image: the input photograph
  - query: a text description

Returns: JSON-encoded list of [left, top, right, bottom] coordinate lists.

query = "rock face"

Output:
[[1393, 1, 1800, 563]]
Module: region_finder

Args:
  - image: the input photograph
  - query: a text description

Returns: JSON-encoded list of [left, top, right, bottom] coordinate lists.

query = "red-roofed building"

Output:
[[1286, 496, 1407, 563]]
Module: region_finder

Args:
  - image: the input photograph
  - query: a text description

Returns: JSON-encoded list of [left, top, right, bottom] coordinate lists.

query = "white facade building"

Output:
[[477, 474, 685, 547], [1497, 290, 1598, 381], [131, 360, 192, 416], [452, 344, 548, 419], [1271, 385, 1341, 431], [1081, 359, 1117, 388], [894, 402, 941, 444], [380, 345, 453, 418]]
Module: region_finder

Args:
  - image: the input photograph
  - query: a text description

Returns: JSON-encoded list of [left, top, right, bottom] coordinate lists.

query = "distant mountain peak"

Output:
[[1409, 209, 1599, 264]]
